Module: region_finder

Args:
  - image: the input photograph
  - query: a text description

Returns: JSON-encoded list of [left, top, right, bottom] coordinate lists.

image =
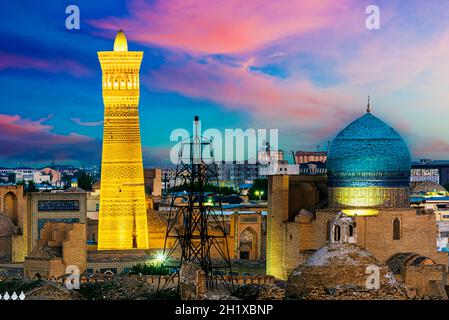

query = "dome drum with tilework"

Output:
[[327, 112, 411, 212]]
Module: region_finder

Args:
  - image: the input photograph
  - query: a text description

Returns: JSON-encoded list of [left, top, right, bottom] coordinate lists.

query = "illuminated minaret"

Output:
[[97, 30, 148, 250]]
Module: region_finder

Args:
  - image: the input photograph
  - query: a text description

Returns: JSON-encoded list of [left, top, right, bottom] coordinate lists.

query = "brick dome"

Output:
[[411, 181, 446, 194], [286, 243, 407, 299]]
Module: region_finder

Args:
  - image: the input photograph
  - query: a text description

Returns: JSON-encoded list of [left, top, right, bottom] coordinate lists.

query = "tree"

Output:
[[168, 182, 236, 196], [61, 173, 72, 189], [444, 183, 449, 193], [249, 179, 268, 201], [8, 173, 15, 184], [26, 180, 38, 193], [77, 171, 94, 191], [128, 263, 169, 275]]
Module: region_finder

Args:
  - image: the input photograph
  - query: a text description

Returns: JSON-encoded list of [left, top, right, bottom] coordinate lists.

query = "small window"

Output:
[[240, 251, 250, 260], [326, 220, 331, 241], [349, 224, 354, 237], [393, 218, 401, 240], [334, 225, 341, 242]]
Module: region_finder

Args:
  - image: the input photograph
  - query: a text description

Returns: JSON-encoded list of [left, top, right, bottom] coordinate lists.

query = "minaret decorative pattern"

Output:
[[97, 30, 148, 249]]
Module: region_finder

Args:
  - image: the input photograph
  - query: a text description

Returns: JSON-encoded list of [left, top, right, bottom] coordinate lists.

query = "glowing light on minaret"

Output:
[[97, 30, 148, 250]]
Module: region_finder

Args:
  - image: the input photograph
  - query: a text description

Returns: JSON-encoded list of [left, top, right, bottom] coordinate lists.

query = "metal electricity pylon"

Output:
[[157, 116, 234, 293]]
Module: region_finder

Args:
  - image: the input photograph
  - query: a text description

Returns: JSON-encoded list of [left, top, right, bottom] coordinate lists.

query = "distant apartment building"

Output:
[[217, 161, 259, 187], [0, 168, 13, 183], [162, 162, 260, 192], [257, 142, 284, 165], [257, 142, 286, 177], [41, 167, 62, 185], [13, 168, 36, 182], [410, 181, 449, 252], [161, 168, 177, 191], [411, 159, 449, 185], [258, 161, 327, 176], [144, 168, 162, 196], [258, 147, 328, 176], [259, 160, 298, 176], [295, 150, 327, 164], [13, 167, 63, 186]]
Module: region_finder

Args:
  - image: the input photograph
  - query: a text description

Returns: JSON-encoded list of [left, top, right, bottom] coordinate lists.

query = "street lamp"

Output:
[[206, 197, 214, 206], [155, 252, 165, 264], [255, 190, 264, 201]]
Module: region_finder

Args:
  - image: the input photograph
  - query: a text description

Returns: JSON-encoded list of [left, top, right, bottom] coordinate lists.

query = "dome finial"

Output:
[[366, 95, 371, 113], [113, 29, 128, 52]]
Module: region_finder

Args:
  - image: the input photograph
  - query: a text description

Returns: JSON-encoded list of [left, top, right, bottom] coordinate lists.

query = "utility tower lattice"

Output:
[[158, 116, 234, 293]]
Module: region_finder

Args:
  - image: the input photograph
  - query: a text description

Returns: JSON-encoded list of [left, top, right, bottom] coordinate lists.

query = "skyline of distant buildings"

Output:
[[4, 154, 449, 192]]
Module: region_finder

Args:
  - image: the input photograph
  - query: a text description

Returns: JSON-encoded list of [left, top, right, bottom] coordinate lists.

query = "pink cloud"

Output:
[[146, 57, 357, 134], [0, 52, 93, 77], [87, 0, 449, 159], [412, 137, 449, 160], [0, 114, 100, 161], [89, 0, 356, 54]]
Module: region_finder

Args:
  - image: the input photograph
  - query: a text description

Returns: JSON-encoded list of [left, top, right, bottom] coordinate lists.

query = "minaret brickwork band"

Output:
[[97, 30, 149, 250]]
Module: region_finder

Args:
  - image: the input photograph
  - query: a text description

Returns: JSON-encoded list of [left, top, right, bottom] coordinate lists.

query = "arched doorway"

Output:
[[334, 225, 341, 242], [4, 192, 18, 226], [239, 228, 257, 260]]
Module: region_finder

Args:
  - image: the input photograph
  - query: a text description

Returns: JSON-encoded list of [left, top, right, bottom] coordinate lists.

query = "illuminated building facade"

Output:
[[326, 111, 411, 214], [267, 106, 446, 280], [97, 30, 148, 250]]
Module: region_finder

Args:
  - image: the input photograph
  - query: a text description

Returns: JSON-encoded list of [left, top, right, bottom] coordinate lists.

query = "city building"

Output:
[[40, 167, 62, 185], [24, 222, 86, 279], [216, 161, 259, 188], [0, 167, 64, 187], [0, 185, 28, 262], [0, 184, 87, 264], [157, 201, 267, 263], [97, 30, 148, 250], [144, 168, 162, 197], [259, 160, 299, 176], [410, 181, 449, 252], [87, 193, 100, 221], [27, 190, 87, 253], [286, 222, 408, 299], [258, 141, 284, 164], [411, 159, 449, 186], [295, 151, 327, 165], [229, 209, 266, 261], [13, 168, 36, 183], [267, 108, 448, 287], [258, 142, 285, 177], [160, 168, 177, 192]]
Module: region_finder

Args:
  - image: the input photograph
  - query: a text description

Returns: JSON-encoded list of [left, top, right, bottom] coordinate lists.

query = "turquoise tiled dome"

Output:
[[327, 113, 411, 188]]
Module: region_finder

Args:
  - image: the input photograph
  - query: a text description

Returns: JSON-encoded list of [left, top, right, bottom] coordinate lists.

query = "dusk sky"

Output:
[[1, 1, 449, 167]]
